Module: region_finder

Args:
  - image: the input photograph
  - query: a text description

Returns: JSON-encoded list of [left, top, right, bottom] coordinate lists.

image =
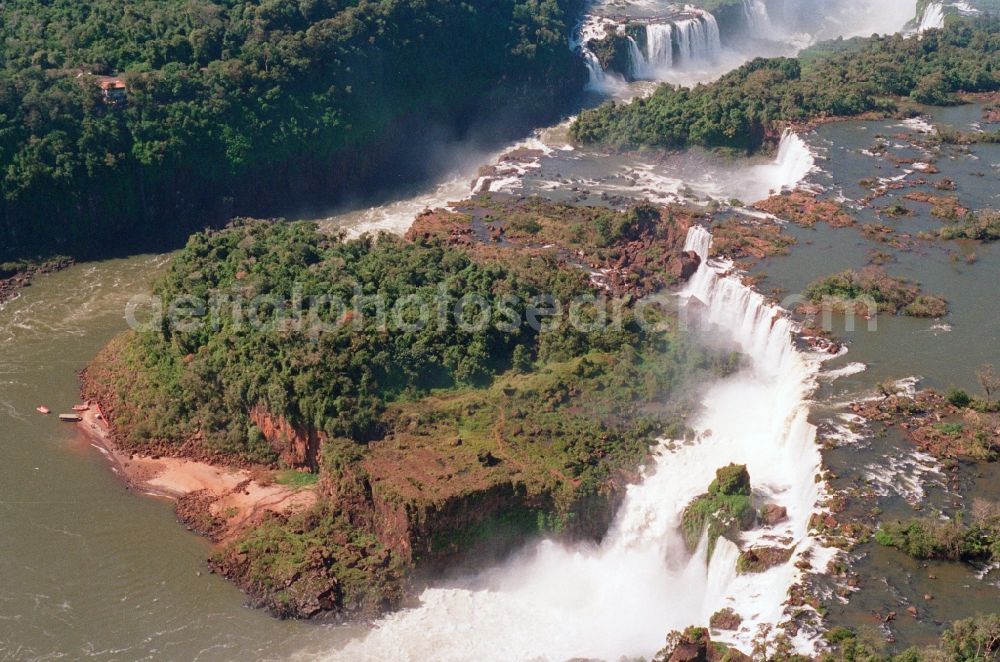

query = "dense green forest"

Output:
[[84, 204, 736, 616], [0, 0, 586, 258], [92, 219, 556, 459], [571, 18, 1000, 152], [86, 207, 711, 465]]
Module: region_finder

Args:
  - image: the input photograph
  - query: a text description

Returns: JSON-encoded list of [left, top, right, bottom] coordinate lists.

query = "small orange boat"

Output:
[[36, 406, 50, 415]]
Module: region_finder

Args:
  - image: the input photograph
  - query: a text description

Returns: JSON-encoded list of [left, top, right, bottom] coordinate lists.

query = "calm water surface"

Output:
[[755, 105, 1000, 648], [0, 257, 354, 660]]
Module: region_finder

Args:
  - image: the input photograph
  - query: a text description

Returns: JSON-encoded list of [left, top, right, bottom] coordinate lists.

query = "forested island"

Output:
[[571, 19, 1000, 152], [83, 198, 738, 618]]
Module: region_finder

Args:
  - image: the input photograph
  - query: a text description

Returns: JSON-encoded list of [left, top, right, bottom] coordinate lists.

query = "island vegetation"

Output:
[[875, 500, 1000, 563], [83, 196, 741, 618], [802, 267, 949, 318], [680, 463, 755, 556], [570, 18, 1000, 152]]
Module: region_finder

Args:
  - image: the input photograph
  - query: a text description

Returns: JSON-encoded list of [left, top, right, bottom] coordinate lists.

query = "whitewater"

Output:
[[299, 3, 920, 658], [317, 133, 833, 661]]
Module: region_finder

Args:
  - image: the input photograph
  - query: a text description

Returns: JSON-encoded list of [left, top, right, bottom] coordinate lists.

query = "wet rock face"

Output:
[[760, 503, 788, 526], [678, 250, 702, 280], [736, 545, 794, 573]]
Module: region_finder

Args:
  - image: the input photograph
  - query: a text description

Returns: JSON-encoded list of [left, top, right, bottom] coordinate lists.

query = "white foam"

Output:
[[918, 2, 946, 31], [322, 225, 831, 660]]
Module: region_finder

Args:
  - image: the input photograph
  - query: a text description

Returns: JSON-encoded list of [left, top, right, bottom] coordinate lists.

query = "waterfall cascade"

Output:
[[741, 0, 773, 32], [329, 172, 831, 660], [627, 23, 674, 79], [575, 15, 629, 92], [918, 2, 945, 30], [915, 1, 981, 33], [673, 13, 722, 66], [579, 10, 723, 85], [583, 49, 611, 89]]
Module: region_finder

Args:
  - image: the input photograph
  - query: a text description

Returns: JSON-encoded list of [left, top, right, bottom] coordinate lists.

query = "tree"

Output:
[[977, 363, 1000, 408]]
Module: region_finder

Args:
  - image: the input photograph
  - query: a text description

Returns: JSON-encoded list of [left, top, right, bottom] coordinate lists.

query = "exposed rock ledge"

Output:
[[74, 404, 316, 544]]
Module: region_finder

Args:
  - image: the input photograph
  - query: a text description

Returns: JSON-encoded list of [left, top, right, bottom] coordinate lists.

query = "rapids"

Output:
[[323, 142, 830, 661]]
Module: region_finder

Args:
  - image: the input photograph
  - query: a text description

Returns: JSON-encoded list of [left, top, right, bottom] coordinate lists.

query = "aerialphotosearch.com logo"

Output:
[[124, 283, 654, 337], [123, 281, 882, 338]]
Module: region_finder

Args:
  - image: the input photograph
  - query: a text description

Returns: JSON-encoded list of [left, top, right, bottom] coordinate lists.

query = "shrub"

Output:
[[681, 464, 755, 557], [948, 389, 973, 408]]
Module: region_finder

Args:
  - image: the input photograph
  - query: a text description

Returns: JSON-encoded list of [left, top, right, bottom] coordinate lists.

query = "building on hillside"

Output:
[[94, 76, 128, 104]]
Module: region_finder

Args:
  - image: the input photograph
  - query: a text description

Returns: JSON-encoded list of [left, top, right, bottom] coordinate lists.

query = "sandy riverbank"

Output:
[[75, 403, 316, 542]]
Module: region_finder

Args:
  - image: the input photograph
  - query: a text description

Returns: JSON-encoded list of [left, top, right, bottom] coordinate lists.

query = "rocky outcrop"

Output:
[[760, 503, 788, 526], [676, 250, 702, 280], [249, 404, 322, 470], [681, 464, 755, 556], [0, 256, 74, 306], [653, 626, 751, 662], [753, 191, 855, 228], [710, 218, 795, 262], [736, 545, 794, 573], [587, 32, 633, 77], [709, 607, 743, 631]]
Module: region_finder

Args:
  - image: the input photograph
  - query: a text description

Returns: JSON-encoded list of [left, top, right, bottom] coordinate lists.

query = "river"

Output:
[[8, 1, 991, 660]]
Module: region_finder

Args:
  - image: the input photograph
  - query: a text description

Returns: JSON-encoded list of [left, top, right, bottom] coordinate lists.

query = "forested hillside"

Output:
[[0, 0, 586, 258], [571, 19, 1000, 152]]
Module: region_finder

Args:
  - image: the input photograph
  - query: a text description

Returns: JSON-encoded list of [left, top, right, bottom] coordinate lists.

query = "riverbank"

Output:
[[74, 402, 316, 544], [0, 257, 75, 306]]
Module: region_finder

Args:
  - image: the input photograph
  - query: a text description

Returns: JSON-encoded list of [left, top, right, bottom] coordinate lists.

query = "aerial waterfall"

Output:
[[674, 14, 722, 66], [583, 49, 612, 90], [582, 10, 724, 85], [326, 139, 829, 661], [917, 2, 945, 31], [628, 23, 674, 79], [741, 0, 773, 32]]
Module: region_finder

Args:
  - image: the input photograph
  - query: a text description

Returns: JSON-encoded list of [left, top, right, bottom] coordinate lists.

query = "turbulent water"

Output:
[[918, 2, 947, 30], [319, 137, 826, 661]]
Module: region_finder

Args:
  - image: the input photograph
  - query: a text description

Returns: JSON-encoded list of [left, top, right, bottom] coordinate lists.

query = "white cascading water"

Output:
[[918, 2, 945, 31], [674, 14, 722, 66], [628, 23, 674, 79], [583, 48, 611, 89], [749, 129, 817, 196], [325, 141, 830, 661], [576, 15, 631, 93], [742, 0, 773, 32]]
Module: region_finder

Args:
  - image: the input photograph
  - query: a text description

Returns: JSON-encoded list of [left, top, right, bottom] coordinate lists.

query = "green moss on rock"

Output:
[[681, 464, 755, 557]]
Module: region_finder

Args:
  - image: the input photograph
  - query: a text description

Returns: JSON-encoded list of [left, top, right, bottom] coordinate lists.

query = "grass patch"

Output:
[[275, 470, 320, 489]]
